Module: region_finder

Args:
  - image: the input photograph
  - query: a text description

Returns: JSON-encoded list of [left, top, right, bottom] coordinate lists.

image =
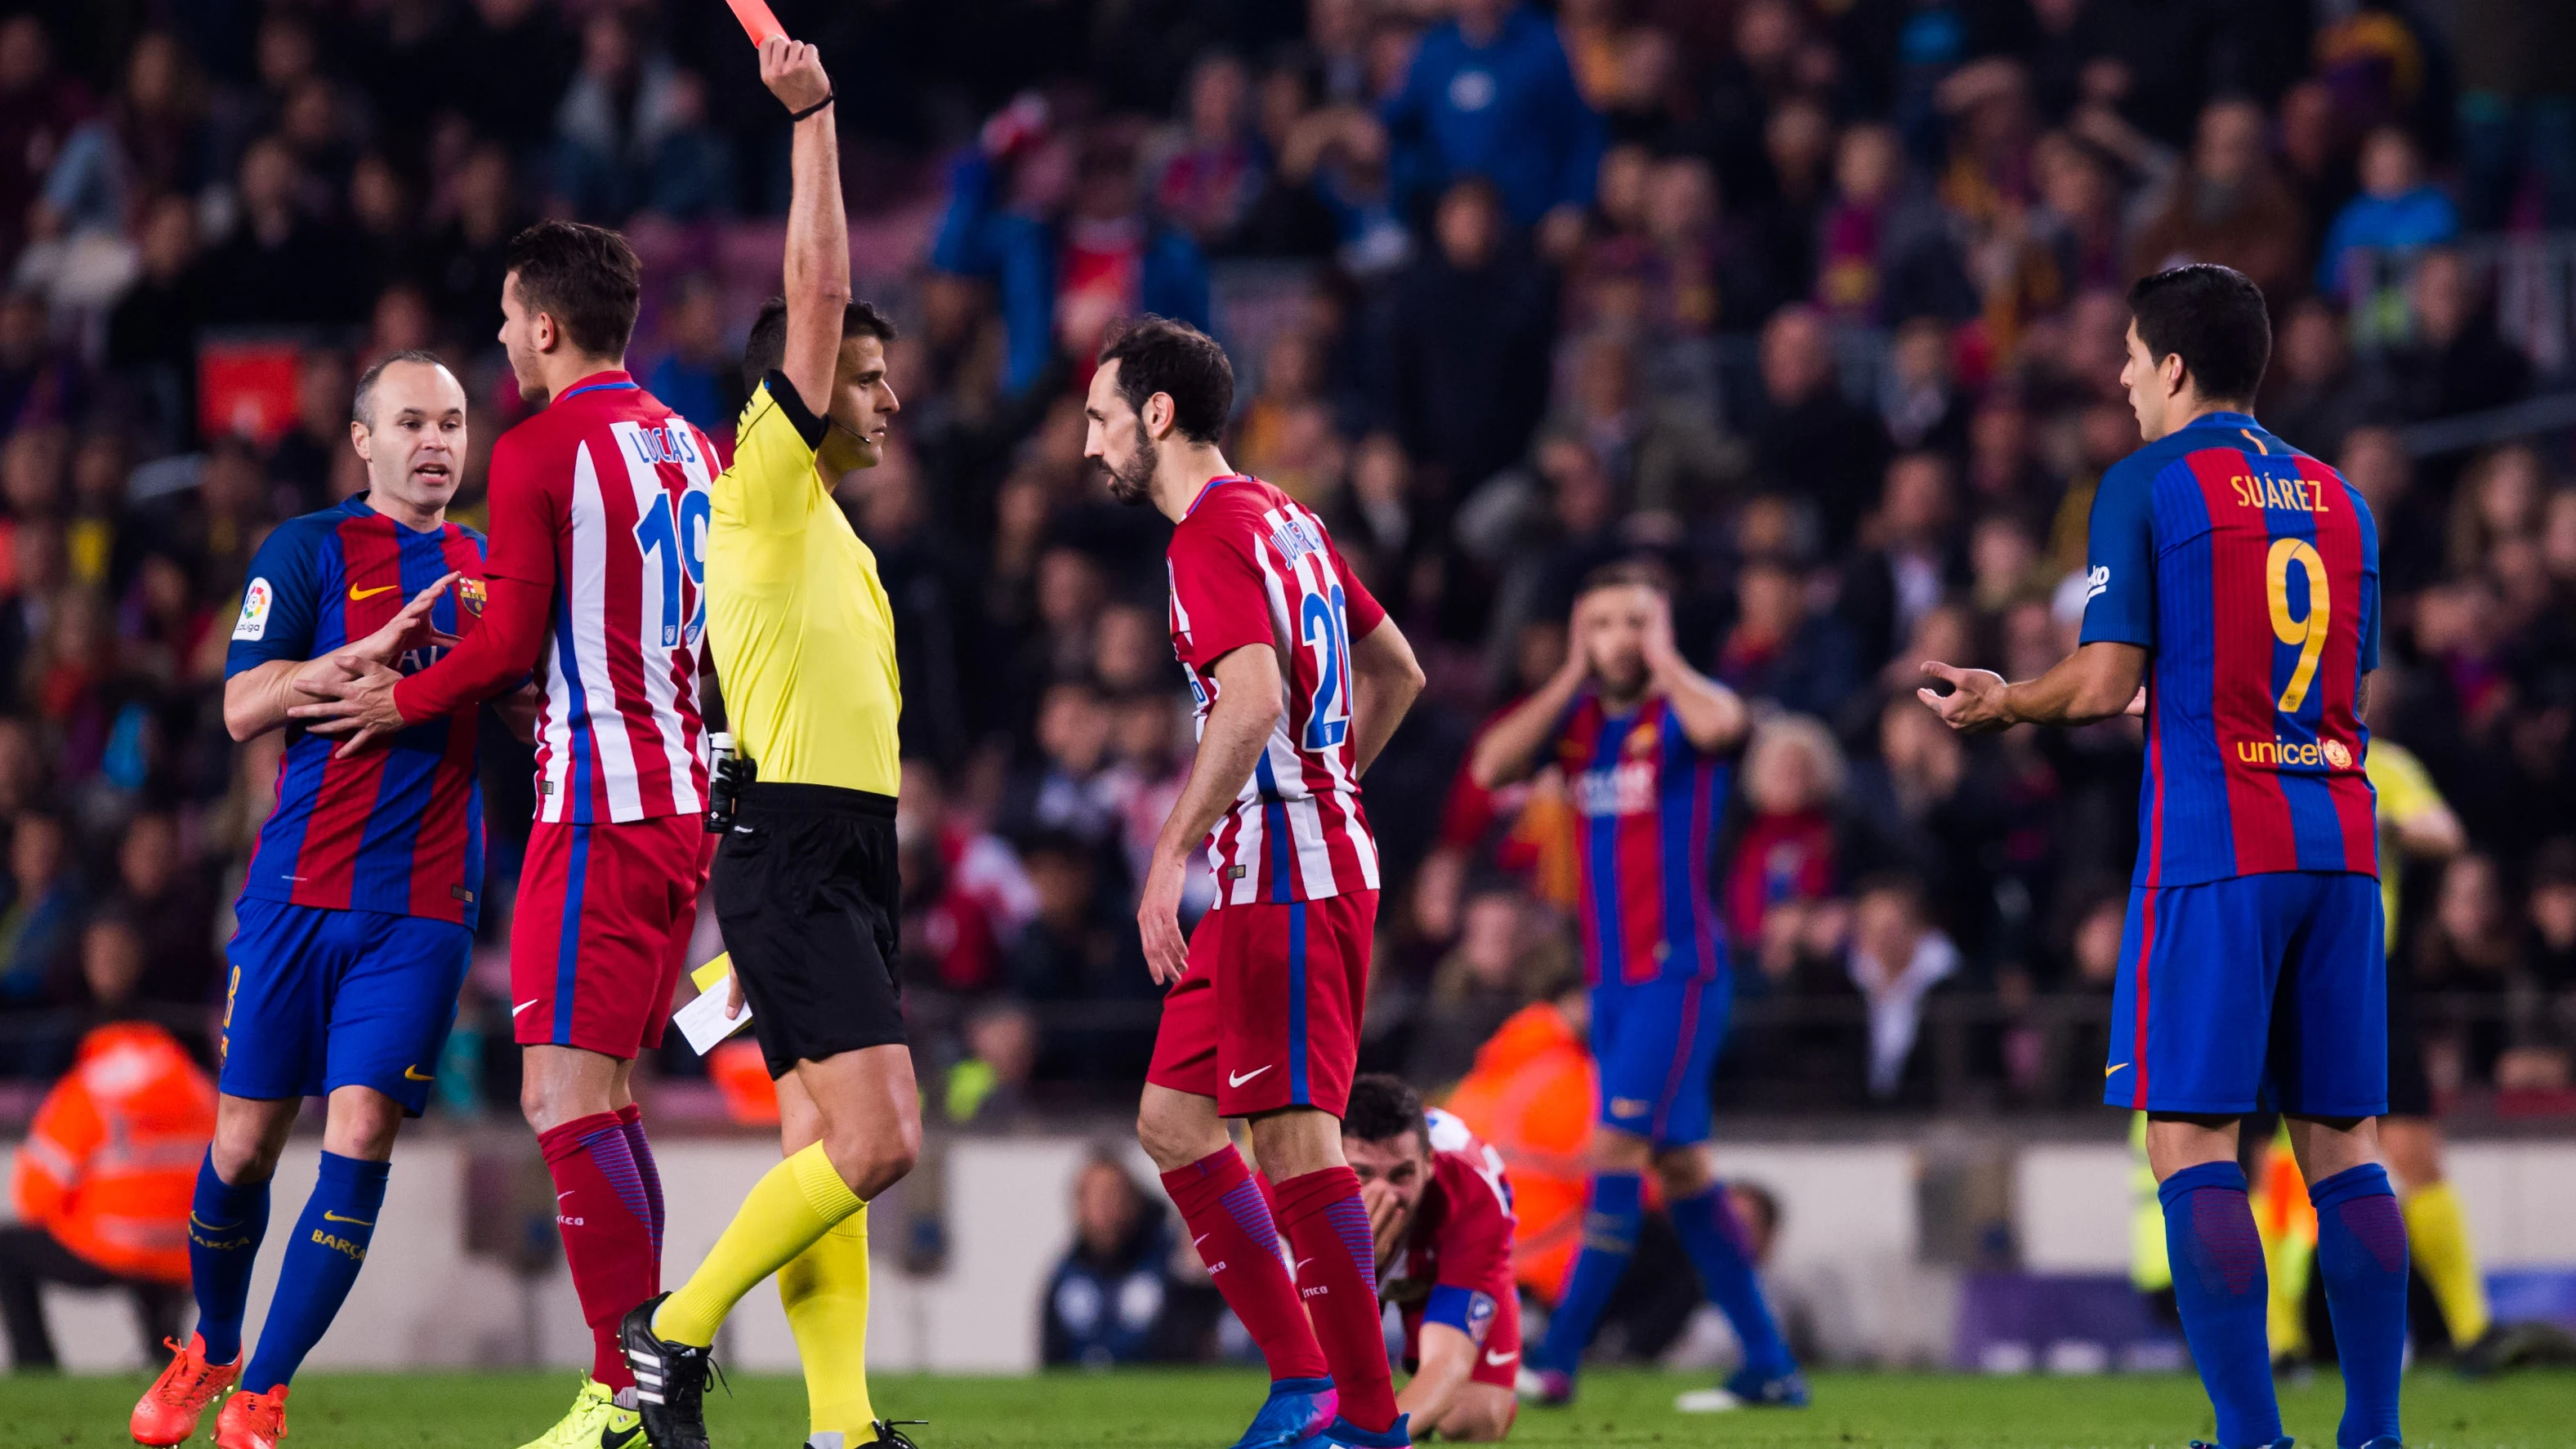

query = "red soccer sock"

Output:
[[539, 1112, 659, 1390], [615, 1103, 664, 1291], [1160, 1148, 1330, 1384], [1275, 1166, 1398, 1433]]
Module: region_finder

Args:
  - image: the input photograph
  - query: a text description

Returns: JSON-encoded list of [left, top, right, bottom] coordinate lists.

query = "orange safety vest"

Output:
[[1440, 1001, 1595, 1304], [10, 1021, 216, 1284]]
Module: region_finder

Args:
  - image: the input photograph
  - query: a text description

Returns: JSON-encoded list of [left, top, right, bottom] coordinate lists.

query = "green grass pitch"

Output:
[[7, 1367, 2571, 1448]]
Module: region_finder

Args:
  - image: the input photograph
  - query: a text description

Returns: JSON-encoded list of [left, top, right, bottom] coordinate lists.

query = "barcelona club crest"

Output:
[[459, 577, 487, 615]]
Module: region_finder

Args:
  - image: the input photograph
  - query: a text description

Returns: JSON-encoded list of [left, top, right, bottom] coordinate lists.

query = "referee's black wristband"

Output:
[[789, 92, 835, 123]]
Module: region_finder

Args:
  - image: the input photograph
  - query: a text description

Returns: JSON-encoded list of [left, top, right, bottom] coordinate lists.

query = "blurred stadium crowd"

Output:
[[0, 0, 2573, 1126]]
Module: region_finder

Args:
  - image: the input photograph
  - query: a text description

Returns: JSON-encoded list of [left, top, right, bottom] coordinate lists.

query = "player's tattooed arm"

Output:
[[223, 574, 459, 742], [1136, 644, 1284, 984], [1642, 589, 1747, 753], [1347, 615, 1426, 777], [1917, 640, 2147, 734]]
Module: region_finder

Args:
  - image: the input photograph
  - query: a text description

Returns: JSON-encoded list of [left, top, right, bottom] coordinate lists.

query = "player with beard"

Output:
[[1087, 315, 1426, 1449], [1469, 563, 1806, 1413], [1922, 263, 2405, 1449]]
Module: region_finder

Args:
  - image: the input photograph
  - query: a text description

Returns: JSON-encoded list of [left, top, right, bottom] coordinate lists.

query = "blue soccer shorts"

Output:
[[2105, 871, 2386, 1118], [1591, 965, 1732, 1148], [221, 897, 473, 1116]]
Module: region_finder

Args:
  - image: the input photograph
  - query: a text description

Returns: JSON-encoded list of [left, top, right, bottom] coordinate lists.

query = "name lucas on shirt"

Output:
[[2226, 473, 2333, 515]]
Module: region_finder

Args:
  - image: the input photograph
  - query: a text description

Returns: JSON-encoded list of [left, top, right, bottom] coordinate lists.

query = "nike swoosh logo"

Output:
[[2106, 1063, 2129, 1078], [1193, 1234, 1212, 1248], [1228, 1065, 1272, 1088], [322, 1211, 373, 1226], [1293, 1257, 1315, 1273], [601, 1422, 644, 1449], [1485, 1349, 1519, 1366], [514, 999, 540, 1016], [404, 1065, 434, 1081], [190, 1213, 233, 1231], [348, 584, 400, 601]]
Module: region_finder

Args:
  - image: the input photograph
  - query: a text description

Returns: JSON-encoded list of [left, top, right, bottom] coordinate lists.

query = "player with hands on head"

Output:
[[1922, 263, 2407, 1449], [1090, 315, 1426, 1449], [1469, 562, 1804, 1415], [134, 353, 502, 1449], [1342, 1076, 1524, 1443]]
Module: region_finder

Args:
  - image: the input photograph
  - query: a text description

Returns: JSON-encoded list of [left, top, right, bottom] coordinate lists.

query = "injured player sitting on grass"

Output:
[[1342, 1075, 1523, 1443]]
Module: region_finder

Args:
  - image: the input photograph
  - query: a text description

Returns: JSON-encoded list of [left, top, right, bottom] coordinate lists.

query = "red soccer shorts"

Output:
[[512, 814, 711, 1058], [1147, 890, 1377, 1118]]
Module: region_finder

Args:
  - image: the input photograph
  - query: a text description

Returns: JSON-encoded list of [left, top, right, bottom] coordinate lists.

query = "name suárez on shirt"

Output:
[[2226, 473, 2331, 515]]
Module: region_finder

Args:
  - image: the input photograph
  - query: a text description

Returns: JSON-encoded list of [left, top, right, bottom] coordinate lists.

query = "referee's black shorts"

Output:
[[711, 782, 905, 1078]]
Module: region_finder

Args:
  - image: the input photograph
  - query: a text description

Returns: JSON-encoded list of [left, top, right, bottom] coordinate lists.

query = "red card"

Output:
[[724, 0, 784, 46]]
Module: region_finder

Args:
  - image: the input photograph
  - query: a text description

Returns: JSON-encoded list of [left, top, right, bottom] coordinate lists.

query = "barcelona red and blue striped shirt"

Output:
[[224, 498, 489, 927], [2078, 411, 2382, 888], [1552, 693, 1732, 987]]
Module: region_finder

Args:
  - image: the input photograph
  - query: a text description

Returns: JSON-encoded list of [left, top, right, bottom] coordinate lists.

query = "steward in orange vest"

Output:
[[3, 1010, 214, 1368], [1440, 987, 1596, 1304]]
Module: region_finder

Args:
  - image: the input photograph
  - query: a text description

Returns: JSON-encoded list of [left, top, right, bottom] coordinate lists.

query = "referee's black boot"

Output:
[[621, 1294, 715, 1449]]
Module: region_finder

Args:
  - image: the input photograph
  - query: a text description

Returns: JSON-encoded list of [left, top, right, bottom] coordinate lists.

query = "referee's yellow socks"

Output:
[[655, 1144, 862, 1348], [781, 1205, 876, 1442], [2400, 1179, 2491, 1347]]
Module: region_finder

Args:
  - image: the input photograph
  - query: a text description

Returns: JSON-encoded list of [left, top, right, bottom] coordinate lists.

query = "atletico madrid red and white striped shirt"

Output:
[[394, 371, 712, 824], [1165, 475, 1386, 907]]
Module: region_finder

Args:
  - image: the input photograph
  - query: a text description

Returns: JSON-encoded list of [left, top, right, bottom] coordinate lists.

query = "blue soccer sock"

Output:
[[187, 1150, 270, 1365], [2310, 1163, 2407, 1447], [1668, 1184, 1796, 1378], [1534, 1171, 1641, 1375], [243, 1152, 391, 1394], [2159, 1161, 2282, 1449]]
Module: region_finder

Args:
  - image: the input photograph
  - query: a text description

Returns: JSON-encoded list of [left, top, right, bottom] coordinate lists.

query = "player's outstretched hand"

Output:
[[344, 573, 462, 667], [758, 33, 830, 114], [289, 660, 410, 758], [1137, 853, 1190, 987], [1917, 660, 2014, 733]]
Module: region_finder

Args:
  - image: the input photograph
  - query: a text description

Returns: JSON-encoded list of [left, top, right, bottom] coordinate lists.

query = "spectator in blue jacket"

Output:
[[1382, 0, 1603, 257], [932, 112, 1212, 400], [0, 808, 82, 1013], [2316, 126, 2461, 300], [1041, 1152, 1199, 1367]]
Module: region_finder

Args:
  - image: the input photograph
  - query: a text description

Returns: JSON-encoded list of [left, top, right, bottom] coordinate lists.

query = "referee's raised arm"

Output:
[[762, 34, 846, 418]]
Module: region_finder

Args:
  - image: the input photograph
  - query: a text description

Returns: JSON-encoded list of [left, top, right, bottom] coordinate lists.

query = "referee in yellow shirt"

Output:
[[622, 34, 917, 1449], [2366, 736, 2503, 1367]]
